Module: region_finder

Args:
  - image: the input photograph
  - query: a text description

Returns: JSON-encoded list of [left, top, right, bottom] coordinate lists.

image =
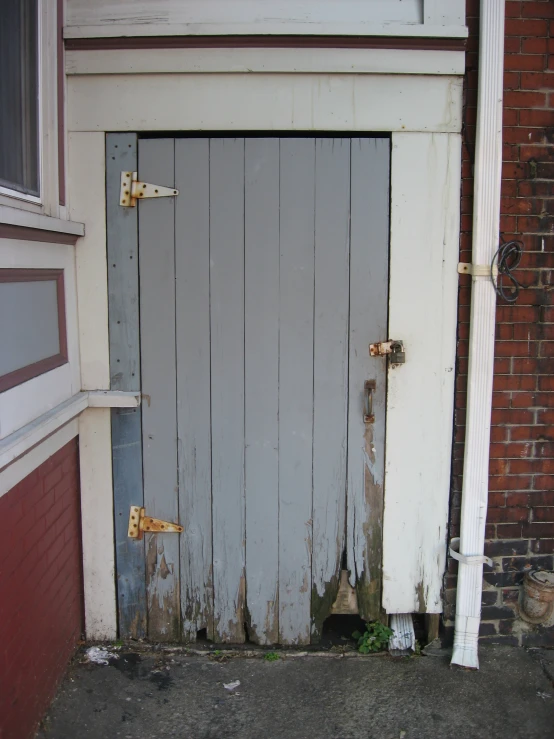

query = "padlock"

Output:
[[390, 342, 405, 364]]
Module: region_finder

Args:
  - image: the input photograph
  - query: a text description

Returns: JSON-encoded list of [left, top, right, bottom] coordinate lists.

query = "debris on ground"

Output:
[[84, 647, 119, 665], [223, 680, 241, 691]]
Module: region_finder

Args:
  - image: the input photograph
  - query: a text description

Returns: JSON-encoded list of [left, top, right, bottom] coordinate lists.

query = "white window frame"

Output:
[[0, 1, 59, 216]]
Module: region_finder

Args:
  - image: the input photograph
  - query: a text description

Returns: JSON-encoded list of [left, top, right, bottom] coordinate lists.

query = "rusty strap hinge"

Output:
[[119, 171, 179, 207], [128, 505, 183, 540]]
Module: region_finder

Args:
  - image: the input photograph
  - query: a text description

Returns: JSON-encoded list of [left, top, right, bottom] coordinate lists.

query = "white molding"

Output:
[[0, 392, 88, 473], [64, 23, 468, 39], [88, 390, 141, 408], [64, 0, 467, 38], [383, 132, 461, 614], [0, 204, 84, 236], [66, 48, 465, 77], [68, 74, 463, 134], [0, 418, 79, 498], [452, 1, 505, 671], [66, 67, 464, 632], [68, 132, 110, 390], [39, 0, 59, 217], [79, 408, 117, 640]]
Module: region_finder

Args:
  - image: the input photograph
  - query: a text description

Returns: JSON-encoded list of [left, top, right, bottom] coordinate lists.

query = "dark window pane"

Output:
[[0, 0, 39, 197]]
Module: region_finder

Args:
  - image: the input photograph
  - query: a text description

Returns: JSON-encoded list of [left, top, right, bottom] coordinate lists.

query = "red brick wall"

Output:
[[445, 0, 554, 646], [0, 439, 84, 739]]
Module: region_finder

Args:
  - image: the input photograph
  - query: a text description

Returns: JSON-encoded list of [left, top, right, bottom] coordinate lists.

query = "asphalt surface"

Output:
[[37, 645, 554, 739]]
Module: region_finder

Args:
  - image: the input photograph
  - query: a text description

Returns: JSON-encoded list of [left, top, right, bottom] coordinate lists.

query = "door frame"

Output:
[[67, 67, 461, 639]]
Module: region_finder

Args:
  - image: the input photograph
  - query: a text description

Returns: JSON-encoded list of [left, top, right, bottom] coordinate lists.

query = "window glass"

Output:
[[0, 0, 39, 197]]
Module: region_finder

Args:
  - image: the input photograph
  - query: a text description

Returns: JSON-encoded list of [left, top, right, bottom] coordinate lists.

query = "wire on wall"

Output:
[[491, 239, 524, 304]]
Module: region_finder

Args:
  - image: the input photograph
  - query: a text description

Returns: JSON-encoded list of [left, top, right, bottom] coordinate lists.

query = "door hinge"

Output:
[[128, 505, 183, 539], [120, 171, 179, 207], [370, 340, 405, 364]]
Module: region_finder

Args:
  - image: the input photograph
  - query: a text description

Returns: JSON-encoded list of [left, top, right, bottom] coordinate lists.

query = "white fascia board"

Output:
[[66, 48, 466, 77], [0, 204, 85, 237], [64, 23, 468, 39]]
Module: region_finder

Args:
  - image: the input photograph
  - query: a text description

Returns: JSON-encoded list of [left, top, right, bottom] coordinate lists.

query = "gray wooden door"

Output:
[[134, 136, 389, 645]]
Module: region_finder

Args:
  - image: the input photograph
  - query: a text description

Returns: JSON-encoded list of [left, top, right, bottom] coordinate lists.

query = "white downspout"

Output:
[[451, 1, 505, 670]]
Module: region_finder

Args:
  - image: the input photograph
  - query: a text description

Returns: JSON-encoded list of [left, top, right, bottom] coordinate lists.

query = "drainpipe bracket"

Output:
[[449, 537, 493, 567], [458, 263, 498, 280]]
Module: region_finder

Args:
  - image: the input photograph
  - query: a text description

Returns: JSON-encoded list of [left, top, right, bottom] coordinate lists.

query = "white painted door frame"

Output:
[[66, 58, 462, 639]]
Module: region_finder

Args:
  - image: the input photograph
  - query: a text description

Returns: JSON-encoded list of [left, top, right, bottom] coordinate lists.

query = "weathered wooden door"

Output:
[[110, 135, 390, 645]]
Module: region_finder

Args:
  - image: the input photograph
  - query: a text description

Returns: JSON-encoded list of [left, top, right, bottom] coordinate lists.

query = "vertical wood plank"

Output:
[[347, 138, 390, 621], [106, 132, 147, 638], [383, 133, 460, 614], [174, 139, 213, 641], [138, 138, 180, 641], [244, 138, 280, 645], [311, 138, 351, 639], [210, 138, 246, 643], [278, 139, 315, 645]]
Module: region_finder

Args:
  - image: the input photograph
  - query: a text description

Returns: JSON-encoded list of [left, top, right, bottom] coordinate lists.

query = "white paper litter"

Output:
[[223, 680, 241, 691], [85, 646, 119, 665]]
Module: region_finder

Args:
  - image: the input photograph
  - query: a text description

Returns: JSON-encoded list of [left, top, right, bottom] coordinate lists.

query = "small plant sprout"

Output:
[[264, 651, 280, 662], [352, 621, 393, 654]]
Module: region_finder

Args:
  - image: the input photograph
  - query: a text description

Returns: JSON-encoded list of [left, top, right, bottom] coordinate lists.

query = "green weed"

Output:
[[352, 621, 393, 654]]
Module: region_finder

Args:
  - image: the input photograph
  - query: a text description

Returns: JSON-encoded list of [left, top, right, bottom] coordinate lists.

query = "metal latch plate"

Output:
[[120, 171, 179, 207], [128, 505, 183, 539]]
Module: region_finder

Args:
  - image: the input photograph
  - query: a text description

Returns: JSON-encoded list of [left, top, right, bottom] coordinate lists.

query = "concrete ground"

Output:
[[37, 644, 554, 739]]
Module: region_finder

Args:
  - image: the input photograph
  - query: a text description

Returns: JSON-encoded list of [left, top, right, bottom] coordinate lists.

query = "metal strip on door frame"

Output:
[[106, 133, 147, 638]]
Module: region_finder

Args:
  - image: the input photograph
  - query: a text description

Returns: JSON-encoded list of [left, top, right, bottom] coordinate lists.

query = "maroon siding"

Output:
[[0, 440, 84, 739], [445, 0, 554, 646]]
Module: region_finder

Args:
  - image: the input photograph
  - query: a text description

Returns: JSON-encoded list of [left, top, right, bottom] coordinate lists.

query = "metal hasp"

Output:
[[119, 171, 179, 207], [128, 505, 184, 540], [370, 340, 405, 364]]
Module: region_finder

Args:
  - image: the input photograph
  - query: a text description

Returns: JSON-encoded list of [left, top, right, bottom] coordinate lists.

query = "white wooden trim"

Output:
[[383, 131, 461, 614], [0, 204, 84, 236], [0, 238, 81, 438], [67, 69, 463, 628], [0, 393, 88, 473], [88, 390, 141, 408], [79, 408, 117, 640], [64, 0, 467, 38], [0, 418, 79, 498], [452, 1, 505, 671], [39, 0, 59, 216], [64, 23, 468, 38], [68, 74, 463, 133], [68, 132, 110, 390], [66, 48, 465, 77]]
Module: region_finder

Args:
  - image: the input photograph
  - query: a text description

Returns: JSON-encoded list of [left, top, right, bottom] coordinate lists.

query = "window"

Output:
[[0, 269, 68, 392], [0, 0, 40, 198]]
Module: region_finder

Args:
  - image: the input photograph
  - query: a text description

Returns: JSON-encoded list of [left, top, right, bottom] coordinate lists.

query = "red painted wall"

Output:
[[0, 439, 84, 739], [446, 0, 554, 646]]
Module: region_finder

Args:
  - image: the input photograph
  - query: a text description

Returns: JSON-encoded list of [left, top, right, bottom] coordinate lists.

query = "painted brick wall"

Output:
[[445, 0, 554, 646], [0, 439, 84, 739]]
